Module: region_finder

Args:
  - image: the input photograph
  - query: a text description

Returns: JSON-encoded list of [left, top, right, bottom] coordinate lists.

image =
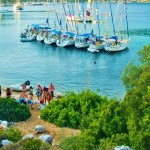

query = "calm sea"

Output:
[[0, 3, 150, 98]]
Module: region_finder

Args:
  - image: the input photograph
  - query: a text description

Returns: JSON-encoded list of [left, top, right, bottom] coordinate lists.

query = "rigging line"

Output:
[[124, 2, 129, 39], [62, 2, 69, 31], [71, 3, 77, 32], [82, 2, 86, 32], [67, 2, 75, 31], [53, 2, 60, 27], [109, 0, 116, 36], [114, 1, 120, 22], [96, 1, 101, 35]]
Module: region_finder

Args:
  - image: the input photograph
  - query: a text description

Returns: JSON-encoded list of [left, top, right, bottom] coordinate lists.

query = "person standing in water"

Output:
[[48, 83, 55, 98]]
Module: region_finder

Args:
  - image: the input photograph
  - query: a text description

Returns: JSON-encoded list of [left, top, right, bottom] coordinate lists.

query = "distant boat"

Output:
[[13, 2, 23, 11]]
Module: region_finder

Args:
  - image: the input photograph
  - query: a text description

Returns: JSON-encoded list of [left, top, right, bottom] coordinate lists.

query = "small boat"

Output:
[[13, 2, 23, 11], [44, 29, 61, 44], [20, 35, 35, 42], [7, 80, 31, 92], [75, 33, 93, 49], [56, 31, 75, 47], [87, 35, 105, 53]]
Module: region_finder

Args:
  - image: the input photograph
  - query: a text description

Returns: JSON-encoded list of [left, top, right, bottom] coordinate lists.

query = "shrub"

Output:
[[40, 90, 108, 129], [0, 127, 23, 143], [0, 98, 31, 122]]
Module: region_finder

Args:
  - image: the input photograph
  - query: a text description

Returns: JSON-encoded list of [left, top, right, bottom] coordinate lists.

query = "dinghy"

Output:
[[7, 80, 31, 92]]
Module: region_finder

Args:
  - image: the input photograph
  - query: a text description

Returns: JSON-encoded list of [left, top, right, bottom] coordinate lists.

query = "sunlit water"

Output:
[[0, 3, 150, 98]]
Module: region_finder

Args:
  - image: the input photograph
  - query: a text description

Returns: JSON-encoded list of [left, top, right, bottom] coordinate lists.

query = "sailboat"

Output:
[[104, 1, 129, 52], [87, 1, 105, 52], [56, 2, 76, 47]]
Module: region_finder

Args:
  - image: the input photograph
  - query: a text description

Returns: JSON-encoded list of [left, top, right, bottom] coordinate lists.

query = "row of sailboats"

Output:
[[20, 0, 130, 52]]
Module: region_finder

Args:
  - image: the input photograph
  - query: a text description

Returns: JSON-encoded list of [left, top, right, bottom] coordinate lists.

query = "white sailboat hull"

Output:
[[75, 42, 89, 48], [105, 43, 128, 52], [36, 34, 45, 42], [56, 40, 75, 47]]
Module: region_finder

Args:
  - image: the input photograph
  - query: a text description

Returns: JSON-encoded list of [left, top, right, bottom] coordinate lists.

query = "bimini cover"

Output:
[[31, 24, 51, 30], [65, 32, 75, 37], [77, 33, 93, 38], [96, 35, 103, 39], [51, 29, 61, 34], [110, 35, 118, 41]]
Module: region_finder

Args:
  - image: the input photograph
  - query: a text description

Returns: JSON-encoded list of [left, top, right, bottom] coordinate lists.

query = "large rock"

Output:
[[114, 145, 132, 150], [22, 134, 35, 140], [2, 139, 13, 146], [35, 125, 46, 134], [38, 134, 53, 144]]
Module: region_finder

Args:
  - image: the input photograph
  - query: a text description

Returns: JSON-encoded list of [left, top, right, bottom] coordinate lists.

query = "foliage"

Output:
[[0, 138, 52, 150], [121, 44, 150, 150], [0, 127, 23, 144], [40, 90, 108, 129], [23, 139, 42, 150], [0, 98, 31, 122], [80, 100, 128, 146], [60, 136, 95, 150]]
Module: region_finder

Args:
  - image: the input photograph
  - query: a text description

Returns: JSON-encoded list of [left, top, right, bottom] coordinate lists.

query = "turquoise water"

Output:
[[0, 3, 150, 98]]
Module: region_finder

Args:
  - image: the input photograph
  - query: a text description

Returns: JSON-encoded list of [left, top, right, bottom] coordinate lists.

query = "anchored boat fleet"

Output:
[[20, 0, 130, 52]]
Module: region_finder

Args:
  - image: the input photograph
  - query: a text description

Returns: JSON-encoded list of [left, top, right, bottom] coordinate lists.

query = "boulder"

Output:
[[2, 139, 13, 146], [38, 134, 53, 144], [22, 134, 35, 140], [114, 145, 132, 150], [35, 125, 46, 134]]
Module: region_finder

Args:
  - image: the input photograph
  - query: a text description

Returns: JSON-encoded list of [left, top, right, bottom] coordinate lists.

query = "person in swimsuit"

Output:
[[36, 84, 42, 100]]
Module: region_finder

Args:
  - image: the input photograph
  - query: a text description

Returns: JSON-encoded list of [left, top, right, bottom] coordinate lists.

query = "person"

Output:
[[19, 91, 28, 104], [36, 84, 42, 100], [43, 87, 52, 104], [0, 85, 1, 97], [21, 83, 26, 93], [6, 88, 12, 98], [27, 93, 34, 110], [29, 86, 33, 96], [48, 83, 55, 98]]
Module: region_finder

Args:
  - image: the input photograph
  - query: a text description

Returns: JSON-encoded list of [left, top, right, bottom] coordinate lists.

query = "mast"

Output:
[[124, 1, 129, 39], [109, 0, 116, 36], [105, 0, 109, 38], [96, 1, 100, 35]]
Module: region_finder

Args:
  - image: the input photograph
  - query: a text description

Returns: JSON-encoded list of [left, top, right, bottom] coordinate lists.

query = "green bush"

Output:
[[40, 90, 108, 129], [60, 136, 95, 150], [0, 127, 23, 143], [23, 139, 42, 150], [0, 98, 31, 122]]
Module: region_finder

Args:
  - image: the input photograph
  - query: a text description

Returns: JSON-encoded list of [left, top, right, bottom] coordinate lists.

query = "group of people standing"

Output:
[[0, 82, 55, 110], [35, 83, 55, 104]]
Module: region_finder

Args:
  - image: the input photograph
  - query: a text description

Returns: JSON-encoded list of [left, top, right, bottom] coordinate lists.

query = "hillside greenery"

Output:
[[41, 44, 150, 150], [0, 98, 31, 122]]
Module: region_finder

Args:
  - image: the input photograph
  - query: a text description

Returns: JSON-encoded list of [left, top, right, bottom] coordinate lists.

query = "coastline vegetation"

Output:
[[0, 44, 150, 149]]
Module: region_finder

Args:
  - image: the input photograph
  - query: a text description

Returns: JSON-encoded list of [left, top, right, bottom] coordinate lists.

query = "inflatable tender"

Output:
[[8, 80, 31, 92]]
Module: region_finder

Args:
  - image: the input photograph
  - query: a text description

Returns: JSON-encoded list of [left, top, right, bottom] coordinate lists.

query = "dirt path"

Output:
[[14, 107, 80, 149]]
